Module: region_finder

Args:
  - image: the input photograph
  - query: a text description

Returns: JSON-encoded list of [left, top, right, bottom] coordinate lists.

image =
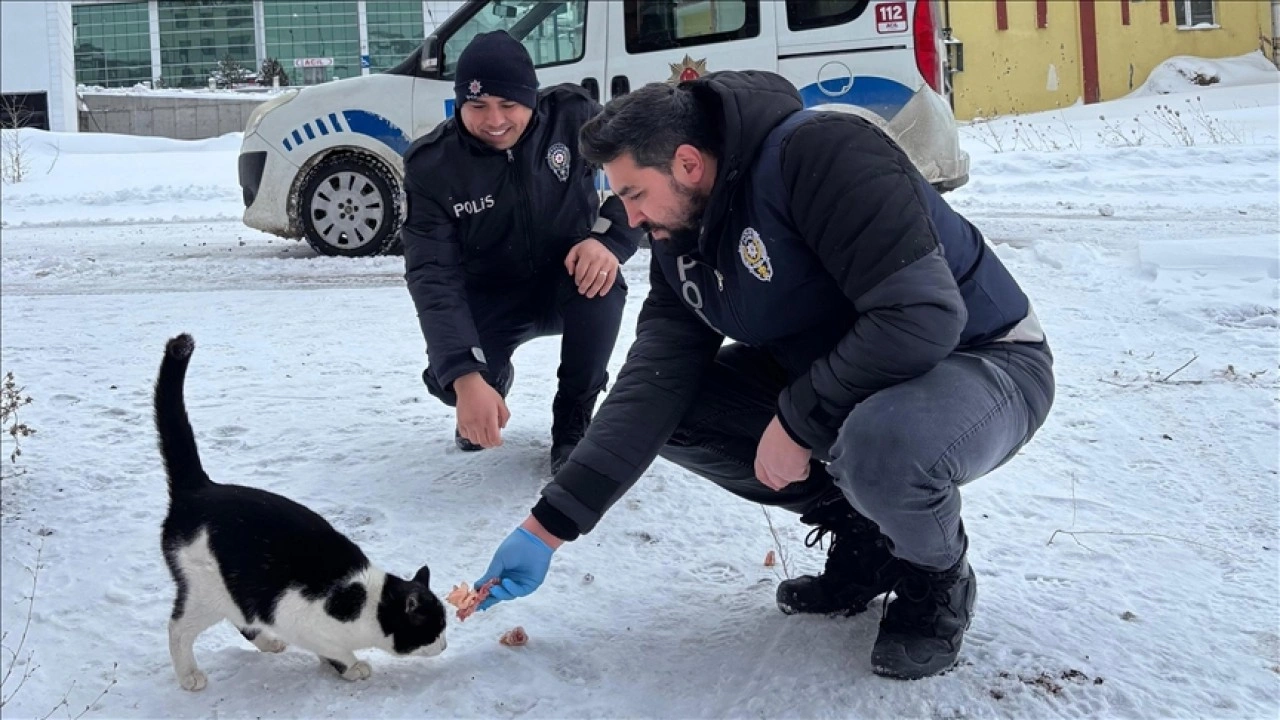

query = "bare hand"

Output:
[[564, 237, 619, 298], [755, 416, 812, 491], [454, 373, 510, 448]]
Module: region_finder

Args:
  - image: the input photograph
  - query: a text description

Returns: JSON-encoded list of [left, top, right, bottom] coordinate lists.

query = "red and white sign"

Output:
[[293, 57, 334, 68], [875, 2, 908, 33]]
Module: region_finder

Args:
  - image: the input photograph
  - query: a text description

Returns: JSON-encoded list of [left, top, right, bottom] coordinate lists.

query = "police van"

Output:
[[238, 0, 968, 257]]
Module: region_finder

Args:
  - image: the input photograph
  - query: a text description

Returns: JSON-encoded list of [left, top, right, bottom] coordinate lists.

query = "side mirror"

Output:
[[420, 36, 439, 75]]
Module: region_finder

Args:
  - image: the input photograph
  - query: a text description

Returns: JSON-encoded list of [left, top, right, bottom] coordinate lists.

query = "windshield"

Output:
[[441, 1, 587, 79]]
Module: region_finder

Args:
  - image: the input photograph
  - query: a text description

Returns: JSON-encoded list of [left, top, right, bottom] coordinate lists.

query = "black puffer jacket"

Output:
[[532, 71, 1042, 540], [401, 83, 642, 390]]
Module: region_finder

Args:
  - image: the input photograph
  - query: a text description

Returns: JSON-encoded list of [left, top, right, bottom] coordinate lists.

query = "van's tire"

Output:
[[299, 155, 401, 257]]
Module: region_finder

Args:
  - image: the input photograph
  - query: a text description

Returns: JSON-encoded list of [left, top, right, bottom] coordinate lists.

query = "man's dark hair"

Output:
[[580, 82, 720, 171]]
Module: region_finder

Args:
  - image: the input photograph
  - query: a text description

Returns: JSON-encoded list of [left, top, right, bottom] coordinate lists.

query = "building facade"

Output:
[[69, 0, 464, 89], [948, 0, 1275, 120], [0, 1, 77, 132]]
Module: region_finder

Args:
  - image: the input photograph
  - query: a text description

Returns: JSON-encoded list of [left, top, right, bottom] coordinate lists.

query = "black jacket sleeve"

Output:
[[589, 193, 642, 264], [401, 151, 487, 390], [775, 115, 967, 452], [532, 253, 723, 540]]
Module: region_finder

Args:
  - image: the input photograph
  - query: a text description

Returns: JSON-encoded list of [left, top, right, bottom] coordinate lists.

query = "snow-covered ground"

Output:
[[1, 55, 1277, 719]]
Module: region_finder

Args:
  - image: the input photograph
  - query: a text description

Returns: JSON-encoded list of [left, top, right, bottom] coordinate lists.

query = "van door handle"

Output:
[[610, 75, 630, 97], [581, 77, 599, 101]]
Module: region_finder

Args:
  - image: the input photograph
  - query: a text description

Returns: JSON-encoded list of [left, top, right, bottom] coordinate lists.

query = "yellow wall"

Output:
[[949, 0, 1273, 120], [1095, 1, 1272, 98], [950, 0, 1083, 119]]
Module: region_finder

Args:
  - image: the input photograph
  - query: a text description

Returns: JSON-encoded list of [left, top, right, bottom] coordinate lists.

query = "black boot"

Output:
[[871, 554, 977, 680], [452, 368, 515, 452], [776, 499, 902, 616], [549, 385, 602, 473]]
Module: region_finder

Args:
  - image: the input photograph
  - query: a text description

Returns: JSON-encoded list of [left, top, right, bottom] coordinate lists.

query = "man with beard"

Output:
[[470, 71, 1055, 680]]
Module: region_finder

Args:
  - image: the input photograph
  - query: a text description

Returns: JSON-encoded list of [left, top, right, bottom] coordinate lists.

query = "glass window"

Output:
[[785, 0, 869, 31], [262, 1, 361, 85], [158, 0, 255, 88], [367, 0, 426, 73], [624, 0, 759, 55], [1174, 0, 1216, 27], [73, 1, 152, 88], [441, 0, 587, 79]]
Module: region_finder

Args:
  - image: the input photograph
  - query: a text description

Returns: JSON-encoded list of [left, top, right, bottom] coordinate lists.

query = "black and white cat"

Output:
[[154, 334, 447, 691]]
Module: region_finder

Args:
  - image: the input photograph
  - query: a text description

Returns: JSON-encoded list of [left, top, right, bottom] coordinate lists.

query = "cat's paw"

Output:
[[255, 636, 287, 653], [341, 660, 372, 682], [177, 669, 208, 692]]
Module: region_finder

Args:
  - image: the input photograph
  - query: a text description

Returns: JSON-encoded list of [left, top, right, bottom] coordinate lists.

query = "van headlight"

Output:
[[245, 89, 299, 136]]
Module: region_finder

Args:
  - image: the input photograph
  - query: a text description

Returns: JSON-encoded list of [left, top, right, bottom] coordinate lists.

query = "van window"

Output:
[[625, 0, 760, 54], [442, 0, 587, 79], [785, 0, 870, 31]]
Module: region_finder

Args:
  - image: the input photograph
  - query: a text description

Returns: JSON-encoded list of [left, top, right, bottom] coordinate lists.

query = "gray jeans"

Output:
[[658, 341, 1055, 571]]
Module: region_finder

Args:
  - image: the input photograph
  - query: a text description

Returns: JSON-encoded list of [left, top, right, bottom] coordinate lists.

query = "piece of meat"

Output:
[[499, 626, 528, 647], [445, 579, 498, 621]]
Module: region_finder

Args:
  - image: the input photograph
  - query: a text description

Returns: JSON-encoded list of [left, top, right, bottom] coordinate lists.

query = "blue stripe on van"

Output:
[[329, 113, 343, 132], [316, 117, 330, 135], [303, 123, 316, 140], [340, 109, 411, 155], [291, 129, 304, 146], [797, 76, 915, 121]]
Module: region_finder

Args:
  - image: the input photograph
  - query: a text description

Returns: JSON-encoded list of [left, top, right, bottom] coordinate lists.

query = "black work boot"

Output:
[[548, 385, 601, 473], [871, 554, 977, 680], [452, 368, 515, 452], [776, 499, 902, 616]]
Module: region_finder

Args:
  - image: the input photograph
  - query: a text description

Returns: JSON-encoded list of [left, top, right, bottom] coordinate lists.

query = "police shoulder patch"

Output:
[[739, 227, 773, 282], [546, 142, 571, 182]]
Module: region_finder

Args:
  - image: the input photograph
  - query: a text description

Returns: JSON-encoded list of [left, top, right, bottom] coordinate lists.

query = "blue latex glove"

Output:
[[474, 527, 554, 611]]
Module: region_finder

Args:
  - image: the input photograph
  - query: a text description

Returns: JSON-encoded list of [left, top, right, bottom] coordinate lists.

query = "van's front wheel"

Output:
[[299, 155, 401, 257]]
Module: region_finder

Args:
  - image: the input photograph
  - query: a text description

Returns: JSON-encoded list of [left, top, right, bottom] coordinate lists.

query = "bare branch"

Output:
[[1047, 529, 1241, 561], [0, 540, 42, 706], [761, 507, 792, 580], [1156, 354, 1198, 383]]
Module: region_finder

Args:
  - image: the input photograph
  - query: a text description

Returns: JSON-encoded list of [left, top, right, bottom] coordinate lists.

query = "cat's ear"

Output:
[[412, 565, 431, 588], [405, 590, 422, 615]]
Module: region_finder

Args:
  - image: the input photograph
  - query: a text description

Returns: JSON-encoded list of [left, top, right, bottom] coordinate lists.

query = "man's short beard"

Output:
[[645, 175, 709, 250]]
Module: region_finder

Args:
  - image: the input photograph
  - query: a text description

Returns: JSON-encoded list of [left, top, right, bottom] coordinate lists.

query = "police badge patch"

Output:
[[739, 228, 773, 282], [546, 142, 571, 182], [467, 79, 483, 99]]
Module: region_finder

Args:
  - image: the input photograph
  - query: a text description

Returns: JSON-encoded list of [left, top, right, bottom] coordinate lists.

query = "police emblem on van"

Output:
[[546, 142, 571, 182], [668, 55, 708, 83], [739, 228, 772, 282]]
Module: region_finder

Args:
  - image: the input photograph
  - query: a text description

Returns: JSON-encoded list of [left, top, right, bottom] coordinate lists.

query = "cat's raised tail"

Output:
[[154, 333, 211, 497]]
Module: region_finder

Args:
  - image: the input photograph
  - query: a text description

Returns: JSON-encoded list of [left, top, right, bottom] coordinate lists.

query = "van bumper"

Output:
[[887, 88, 970, 190], [239, 131, 301, 239]]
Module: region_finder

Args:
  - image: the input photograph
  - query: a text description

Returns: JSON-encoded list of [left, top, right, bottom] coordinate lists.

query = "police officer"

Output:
[[401, 31, 642, 470], [471, 71, 1055, 680]]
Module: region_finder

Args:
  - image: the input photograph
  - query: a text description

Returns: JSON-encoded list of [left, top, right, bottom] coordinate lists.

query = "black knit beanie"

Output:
[[453, 31, 539, 111]]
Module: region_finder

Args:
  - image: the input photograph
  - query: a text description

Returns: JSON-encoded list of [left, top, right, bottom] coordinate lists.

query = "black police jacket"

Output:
[[401, 83, 641, 390]]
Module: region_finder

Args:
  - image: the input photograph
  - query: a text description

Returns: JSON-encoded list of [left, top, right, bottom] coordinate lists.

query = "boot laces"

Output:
[[880, 565, 960, 638], [552, 393, 596, 445]]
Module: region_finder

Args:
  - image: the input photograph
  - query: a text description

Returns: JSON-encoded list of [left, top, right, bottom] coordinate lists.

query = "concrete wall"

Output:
[[950, 0, 1274, 120], [79, 93, 267, 139], [2, 1, 78, 132]]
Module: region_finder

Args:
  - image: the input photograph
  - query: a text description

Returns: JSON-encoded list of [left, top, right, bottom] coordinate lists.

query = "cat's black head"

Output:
[[377, 565, 448, 656]]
